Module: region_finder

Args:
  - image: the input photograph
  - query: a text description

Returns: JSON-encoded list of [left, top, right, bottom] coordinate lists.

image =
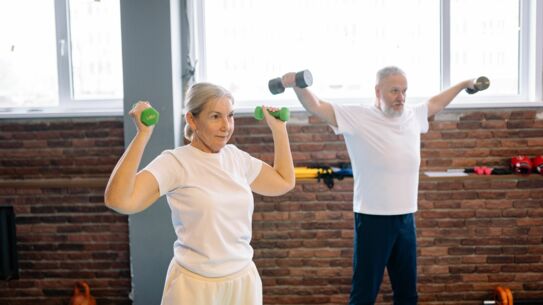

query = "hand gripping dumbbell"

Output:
[[268, 70, 313, 95], [254, 106, 290, 122], [140, 108, 160, 126], [465, 76, 490, 94]]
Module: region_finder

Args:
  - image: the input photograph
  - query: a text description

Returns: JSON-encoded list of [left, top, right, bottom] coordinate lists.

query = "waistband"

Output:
[[175, 260, 256, 282]]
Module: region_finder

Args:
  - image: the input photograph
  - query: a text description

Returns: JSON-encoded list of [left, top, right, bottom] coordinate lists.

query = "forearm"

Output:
[[104, 132, 151, 210], [293, 88, 321, 113], [271, 126, 295, 190]]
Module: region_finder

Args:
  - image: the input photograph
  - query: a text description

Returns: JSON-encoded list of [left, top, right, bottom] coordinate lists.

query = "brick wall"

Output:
[[0, 118, 129, 305], [1, 108, 542, 305]]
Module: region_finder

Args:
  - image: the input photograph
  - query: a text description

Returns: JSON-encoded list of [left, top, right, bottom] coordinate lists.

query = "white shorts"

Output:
[[160, 259, 262, 305]]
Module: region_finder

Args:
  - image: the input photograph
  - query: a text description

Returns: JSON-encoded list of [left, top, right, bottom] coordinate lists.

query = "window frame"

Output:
[[2, 0, 542, 119], [0, 0, 122, 119]]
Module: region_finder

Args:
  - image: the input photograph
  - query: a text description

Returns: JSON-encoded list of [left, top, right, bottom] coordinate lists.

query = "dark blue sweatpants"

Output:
[[349, 213, 418, 305]]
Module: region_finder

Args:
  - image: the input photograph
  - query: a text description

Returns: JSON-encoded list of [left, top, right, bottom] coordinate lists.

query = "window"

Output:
[[0, 0, 123, 116], [193, 0, 543, 110]]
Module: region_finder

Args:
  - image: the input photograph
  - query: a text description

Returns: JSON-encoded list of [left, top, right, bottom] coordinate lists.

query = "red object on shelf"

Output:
[[532, 155, 543, 174], [510, 156, 532, 174]]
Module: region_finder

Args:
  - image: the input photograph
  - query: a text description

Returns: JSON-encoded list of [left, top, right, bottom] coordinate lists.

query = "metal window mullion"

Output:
[[528, 0, 543, 101], [535, 0, 543, 101], [193, 0, 207, 81], [518, 0, 530, 99], [440, 0, 451, 90], [54, 0, 73, 107]]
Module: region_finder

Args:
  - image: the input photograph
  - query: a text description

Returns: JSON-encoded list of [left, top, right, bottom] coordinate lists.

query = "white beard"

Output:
[[380, 103, 403, 118]]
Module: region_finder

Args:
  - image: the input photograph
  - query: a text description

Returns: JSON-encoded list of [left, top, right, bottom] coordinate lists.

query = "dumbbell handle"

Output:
[[254, 106, 290, 122], [268, 70, 313, 95]]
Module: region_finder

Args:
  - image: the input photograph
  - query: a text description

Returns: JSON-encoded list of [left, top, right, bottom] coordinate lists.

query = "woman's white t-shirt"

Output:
[[144, 144, 262, 277]]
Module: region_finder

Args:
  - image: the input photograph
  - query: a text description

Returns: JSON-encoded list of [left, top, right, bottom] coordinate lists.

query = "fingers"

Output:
[[468, 79, 476, 90], [281, 73, 297, 88], [262, 105, 280, 114], [130, 100, 155, 131]]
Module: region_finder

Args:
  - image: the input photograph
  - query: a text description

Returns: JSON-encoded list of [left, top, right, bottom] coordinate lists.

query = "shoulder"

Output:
[[333, 103, 374, 119], [405, 102, 429, 117], [222, 144, 243, 153], [152, 146, 192, 165], [222, 144, 250, 158]]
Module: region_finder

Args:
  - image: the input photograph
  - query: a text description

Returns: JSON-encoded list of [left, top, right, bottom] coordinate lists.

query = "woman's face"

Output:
[[188, 96, 234, 153]]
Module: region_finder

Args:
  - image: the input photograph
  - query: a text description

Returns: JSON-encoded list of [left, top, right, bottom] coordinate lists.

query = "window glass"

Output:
[[450, 0, 520, 96], [69, 0, 123, 100], [0, 0, 58, 107], [202, 0, 440, 108]]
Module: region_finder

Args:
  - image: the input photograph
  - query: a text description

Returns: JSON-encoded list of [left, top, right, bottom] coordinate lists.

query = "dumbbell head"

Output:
[[466, 76, 490, 94], [474, 76, 490, 91], [254, 106, 290, 122], [141, 108, 160, 126], [268, 77, 285, 95], [295, 70, 313, 88]]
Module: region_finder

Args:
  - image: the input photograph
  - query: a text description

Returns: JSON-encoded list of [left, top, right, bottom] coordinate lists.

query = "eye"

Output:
[[211, 114, 220, 119], [228, 113, 235, 118]]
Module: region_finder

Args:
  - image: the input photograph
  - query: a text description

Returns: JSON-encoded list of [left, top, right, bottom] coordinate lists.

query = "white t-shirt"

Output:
[[143, 144, 263, 277], [331, 103, 429, 215]]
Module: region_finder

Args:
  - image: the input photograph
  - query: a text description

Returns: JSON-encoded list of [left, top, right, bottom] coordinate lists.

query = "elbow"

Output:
[[286, 179, 296, 192], [277, 179, 296, 196], [104, 194, 133, 215]]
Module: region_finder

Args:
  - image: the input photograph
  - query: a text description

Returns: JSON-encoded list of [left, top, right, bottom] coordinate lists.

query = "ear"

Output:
[[186, 112, 197, 130], [374, 85, 381, 106]]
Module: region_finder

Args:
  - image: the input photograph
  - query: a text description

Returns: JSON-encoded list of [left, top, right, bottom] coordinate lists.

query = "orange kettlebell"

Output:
[[69, 281, 96, 305]]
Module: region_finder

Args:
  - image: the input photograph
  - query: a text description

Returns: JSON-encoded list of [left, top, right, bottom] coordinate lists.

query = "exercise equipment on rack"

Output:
[[295, 163, 353, 189]]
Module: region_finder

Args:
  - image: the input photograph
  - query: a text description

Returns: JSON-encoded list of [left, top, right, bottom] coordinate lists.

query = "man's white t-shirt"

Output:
[[143, 144, 263, 277], [331, 103, 429, 215]]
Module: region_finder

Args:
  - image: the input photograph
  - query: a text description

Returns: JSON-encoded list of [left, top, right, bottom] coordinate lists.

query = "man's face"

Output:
[[375, 74, 408, 118]]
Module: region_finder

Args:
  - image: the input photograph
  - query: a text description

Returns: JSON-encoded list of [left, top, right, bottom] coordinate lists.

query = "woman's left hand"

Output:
[[261, 105, 287, 131]]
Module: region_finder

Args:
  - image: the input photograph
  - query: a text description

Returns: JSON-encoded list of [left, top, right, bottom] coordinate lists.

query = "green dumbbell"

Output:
[[141, 108, 160, 126], [254, 106, 290, 122]]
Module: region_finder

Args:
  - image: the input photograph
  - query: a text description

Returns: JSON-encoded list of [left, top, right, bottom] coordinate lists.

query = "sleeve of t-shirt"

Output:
[[232, 146, 263, 184], [412, 102, 430, 133], [142, 150, 185, 196], [330, 103, 358, 135]]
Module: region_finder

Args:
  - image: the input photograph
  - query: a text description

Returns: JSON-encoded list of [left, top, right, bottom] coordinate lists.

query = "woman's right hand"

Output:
[[129, 101, 155, 135]]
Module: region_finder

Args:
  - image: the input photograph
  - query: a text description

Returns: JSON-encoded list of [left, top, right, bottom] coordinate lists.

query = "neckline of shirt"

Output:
[[187, 144, 224, 159]]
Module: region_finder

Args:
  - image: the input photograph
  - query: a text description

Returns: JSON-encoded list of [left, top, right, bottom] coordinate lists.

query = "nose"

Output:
[[397, 92, 405, 103], [220, 117, 232, 131]]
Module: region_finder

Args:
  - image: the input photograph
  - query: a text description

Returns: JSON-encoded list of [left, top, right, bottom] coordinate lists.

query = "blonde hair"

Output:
[[183, 82, 234, 141]]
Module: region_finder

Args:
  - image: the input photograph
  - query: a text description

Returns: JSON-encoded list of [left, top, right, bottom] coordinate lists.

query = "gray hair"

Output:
[[183, 82, 234, 141], [376, 66, 406, 85]]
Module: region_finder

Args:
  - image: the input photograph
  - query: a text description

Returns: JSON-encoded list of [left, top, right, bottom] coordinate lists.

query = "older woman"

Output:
[[104, 82, 295, 305]]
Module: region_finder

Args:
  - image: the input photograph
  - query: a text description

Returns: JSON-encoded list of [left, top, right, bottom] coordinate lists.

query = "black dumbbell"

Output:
[[465, 76, 490, 94], [268, 70, 313, 95]]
